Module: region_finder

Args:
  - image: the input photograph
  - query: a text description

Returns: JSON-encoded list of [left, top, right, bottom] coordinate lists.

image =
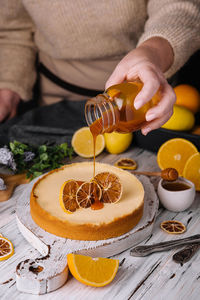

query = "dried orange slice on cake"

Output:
[[67, 253, 119, 287], [94, 172, 122, 203], [0, 234, 14, 261], [76, 181, 102, 208], [160, 220, 186, 234], [59, 180, 80, 213]]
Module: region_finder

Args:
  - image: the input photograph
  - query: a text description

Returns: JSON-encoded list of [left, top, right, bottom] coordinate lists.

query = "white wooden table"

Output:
[[0, 146, 200, 300]]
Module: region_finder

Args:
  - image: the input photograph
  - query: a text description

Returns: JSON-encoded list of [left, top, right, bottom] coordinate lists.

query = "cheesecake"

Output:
[[30, 162, 144, 240]]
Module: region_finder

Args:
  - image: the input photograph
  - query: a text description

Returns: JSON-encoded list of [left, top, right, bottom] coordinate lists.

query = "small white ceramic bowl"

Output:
[[157, 177, 196, 212]]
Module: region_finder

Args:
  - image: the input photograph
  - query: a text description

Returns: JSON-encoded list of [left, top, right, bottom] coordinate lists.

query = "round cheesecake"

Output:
[[30, 162, 144, 240]]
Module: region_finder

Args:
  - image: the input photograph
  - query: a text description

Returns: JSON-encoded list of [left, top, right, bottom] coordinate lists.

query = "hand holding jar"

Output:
[[105, 37, 176, 135]]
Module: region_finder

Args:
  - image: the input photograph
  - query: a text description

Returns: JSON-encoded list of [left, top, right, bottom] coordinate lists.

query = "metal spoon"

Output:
[[130, 235, 200, 257]]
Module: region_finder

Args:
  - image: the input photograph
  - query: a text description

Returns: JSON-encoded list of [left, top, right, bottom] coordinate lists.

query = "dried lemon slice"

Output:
[[115, 158, 137, 170], [76, 181, 102, 209], [160, 220, 186, 234], [0, 236, 14, 261], [59, 180, 80, 213], [94, 172, 122, 203]]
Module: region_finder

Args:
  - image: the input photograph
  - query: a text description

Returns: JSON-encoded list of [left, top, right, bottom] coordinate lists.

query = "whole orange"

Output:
[[174, 84, 200, 114]]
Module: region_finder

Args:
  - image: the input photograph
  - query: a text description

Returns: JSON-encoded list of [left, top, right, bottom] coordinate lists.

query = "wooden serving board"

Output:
[[0, 173, 29, 202], [15, 175, 159, 295]]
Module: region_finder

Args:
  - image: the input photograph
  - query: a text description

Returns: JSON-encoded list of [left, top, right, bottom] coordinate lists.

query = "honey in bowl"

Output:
[[158, 178, 196, 212], [162, 181, 191, 191]]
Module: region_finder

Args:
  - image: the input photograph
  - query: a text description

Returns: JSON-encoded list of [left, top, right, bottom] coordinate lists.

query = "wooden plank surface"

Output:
[[0, 147, 200, 300]]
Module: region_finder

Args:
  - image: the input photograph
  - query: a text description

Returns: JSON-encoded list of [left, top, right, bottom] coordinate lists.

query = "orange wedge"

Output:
[[0, 236, 14, 261], [76, 181, 102, 208], [94, 172, 122, 203], [160, 220, 186, 234], [183, 152, 200, 191], [67, 253, 119, 287], [59, 180, 80, 213], [157, 138, 198, 176]]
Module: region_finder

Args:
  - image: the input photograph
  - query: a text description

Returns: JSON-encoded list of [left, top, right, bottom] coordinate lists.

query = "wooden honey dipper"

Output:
[[131, 167, 179, 181]]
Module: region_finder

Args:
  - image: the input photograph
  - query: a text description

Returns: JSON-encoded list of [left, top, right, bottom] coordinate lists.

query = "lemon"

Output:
[[72, 127, 105, 158], [162, 105, 195, 131], [104, 132, 133, 154]]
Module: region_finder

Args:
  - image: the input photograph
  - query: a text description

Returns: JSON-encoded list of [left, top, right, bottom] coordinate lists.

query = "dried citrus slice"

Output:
[[76, 181, 102, 208], [160, 220, 186, 234], [59, 180, 80, 213], [114, 158, 137, 170], [94, 172, 122, 203], [157, 138, 198, 176], [67, 253, 119, 287], [71, 127, 105, 158], [0, 236, 14, 261], [183, 152, 200, 191]]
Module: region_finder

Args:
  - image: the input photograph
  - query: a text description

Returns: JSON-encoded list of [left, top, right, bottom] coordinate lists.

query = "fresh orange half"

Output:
[[183, 152, 200, 191], [76, 181, 102, 208], [157, 138, 198, 176], [71, 127, 105, 158], [67, 253, 119, 287], [160, 220, 186, 234], [59, 180, 80, 213], [114, 158, 137, 170], [0, 236, 14, 261], [94, 172, 122, 203]]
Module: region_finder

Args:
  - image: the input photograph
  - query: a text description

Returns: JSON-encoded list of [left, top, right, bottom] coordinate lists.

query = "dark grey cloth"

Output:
[[0, 99, 87, 146]]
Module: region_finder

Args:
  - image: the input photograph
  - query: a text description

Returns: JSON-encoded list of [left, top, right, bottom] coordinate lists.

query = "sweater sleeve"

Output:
[[0, 1, 37, 101], [137, 0, 200, 78]]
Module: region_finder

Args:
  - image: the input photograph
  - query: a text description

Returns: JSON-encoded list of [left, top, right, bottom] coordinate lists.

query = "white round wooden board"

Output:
[[16, 174, 158, 295]]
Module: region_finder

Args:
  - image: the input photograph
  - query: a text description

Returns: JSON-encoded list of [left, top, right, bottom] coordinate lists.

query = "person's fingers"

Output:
[[145, 83, 176, 122], [141, 109, 173, 135], [0, 90, 20, 122], [0, 103, 10, 122], [132, 68, 161, 110], [8, 106, 18, 119], [105, 65, 126, 90]]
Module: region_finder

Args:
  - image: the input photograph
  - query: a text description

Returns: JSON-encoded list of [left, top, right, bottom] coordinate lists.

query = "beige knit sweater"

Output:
[[0, 0, 200, 103]]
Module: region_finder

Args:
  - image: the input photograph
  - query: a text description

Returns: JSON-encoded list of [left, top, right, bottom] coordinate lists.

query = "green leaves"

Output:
[[9, 141, 74, 179], [10, 141, 29, 155]]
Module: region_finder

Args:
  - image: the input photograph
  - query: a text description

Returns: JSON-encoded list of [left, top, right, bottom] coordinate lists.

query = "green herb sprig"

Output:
[[9, 141, 73, 179]]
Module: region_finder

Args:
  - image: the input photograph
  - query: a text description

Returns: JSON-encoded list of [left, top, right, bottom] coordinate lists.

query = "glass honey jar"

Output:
[[85, 81, 160, 136]]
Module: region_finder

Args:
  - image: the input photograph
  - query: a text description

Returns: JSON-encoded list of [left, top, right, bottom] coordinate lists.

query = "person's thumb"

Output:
[[105, 66, 125, 90]]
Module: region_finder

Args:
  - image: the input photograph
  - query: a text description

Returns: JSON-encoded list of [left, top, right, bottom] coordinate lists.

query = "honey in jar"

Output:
[[85, 81, 160, 136], [85, 81, 161, 179]]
